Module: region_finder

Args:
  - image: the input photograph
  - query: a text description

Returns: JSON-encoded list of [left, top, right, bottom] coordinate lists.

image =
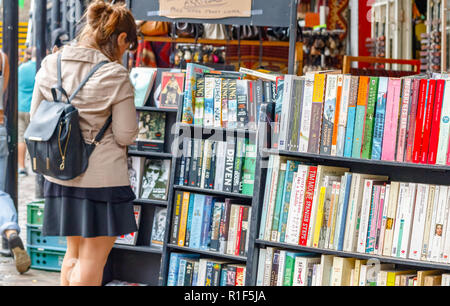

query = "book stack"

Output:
[[275, 73, 450, 165], [177, 137, 257, 196], [257, 248, 450, 286], [181, 64, 278, 130], [167, 252, 246, 286], [170, 191, 251, 257], [259, 156, 450, 264]]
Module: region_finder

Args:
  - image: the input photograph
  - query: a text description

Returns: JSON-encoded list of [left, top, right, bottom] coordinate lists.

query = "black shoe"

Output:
[[8, 233, 31, 274]]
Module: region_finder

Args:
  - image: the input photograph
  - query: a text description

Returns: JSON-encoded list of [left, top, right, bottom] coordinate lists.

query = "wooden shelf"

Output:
[[173, 185, 253, 200], [255, 239, 450, 271], [167, 244, 247, 262]]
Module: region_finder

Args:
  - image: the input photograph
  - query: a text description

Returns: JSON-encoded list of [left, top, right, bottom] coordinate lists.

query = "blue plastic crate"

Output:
[[27, 246, 66, 272], [27, 225, 67, 250]]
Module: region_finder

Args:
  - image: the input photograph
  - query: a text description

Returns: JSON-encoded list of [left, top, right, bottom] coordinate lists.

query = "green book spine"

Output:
[[194, 78, 205, 126], [270, 163, 287, 242], [241, 142, 257, 196], [361, 77, 379, 159], [283, 253, 296, 286]]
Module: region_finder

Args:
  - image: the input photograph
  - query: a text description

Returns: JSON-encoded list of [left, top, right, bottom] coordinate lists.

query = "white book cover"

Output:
[[331, 74, 344, 156], [278, 75, 294, 150], [276, 250, 286, 286], [357, 179, 374, 253], [332, 174, 348, 250], [263, 247, 274, 286], [307, 166, 349, 247], [213, 141, 226, 190], [358, 264, 367, 286], [311, 264, 319, 286], [436, 80, 450, 164], [226, 204, 240, 255], [343, 173, 389, 252], [197, 258, 208, 286], [441, 274, 450, 286], [259, 156, 275, 240], [382, 182, 400, 256], [299, 74, 315, 153], [331, 257, 355, 286], [203, 77, 215, 127], [349, 269, 355, 286], [316, 254, 334, 286], [399, 183, 417, 258], [264, 155, 281, 241], [200, 139, 211, 187], [336, 75, 352, 157], [377, 183, 391, 256], [391, 183, 408, 257], [292, 257, 321, 286], [213, 77, 222, 128], [424, 185, 440, 261], [439, 191, 450, 263], [409, 184, 429, 260], [428, 186, 448, 262], [285, 166, 309, 245], [328, 181, 341, 249], [421, 185, 437, 261], [256, 248, 266, 286]]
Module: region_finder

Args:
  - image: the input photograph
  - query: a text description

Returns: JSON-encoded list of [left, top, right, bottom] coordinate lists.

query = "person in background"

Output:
[[30, 1, 138, 286], [17, 47, 37, 177], [0, 48, 31, 274], [51, 28, 70, 53]]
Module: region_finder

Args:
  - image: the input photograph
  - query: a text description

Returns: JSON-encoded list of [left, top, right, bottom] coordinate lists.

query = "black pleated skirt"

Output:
[[42, 179, 138, 238]]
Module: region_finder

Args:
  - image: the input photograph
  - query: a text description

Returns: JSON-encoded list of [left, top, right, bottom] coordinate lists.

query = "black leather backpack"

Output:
[[24, 52, 112, 180]]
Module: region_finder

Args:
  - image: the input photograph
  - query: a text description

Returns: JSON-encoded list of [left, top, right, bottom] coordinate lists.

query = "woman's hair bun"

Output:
[[86, 1, 113, 28]]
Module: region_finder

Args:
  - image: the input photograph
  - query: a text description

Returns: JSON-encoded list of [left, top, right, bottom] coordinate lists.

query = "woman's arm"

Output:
[[3, 52, 9, 91], [111, 77, 138, 146]]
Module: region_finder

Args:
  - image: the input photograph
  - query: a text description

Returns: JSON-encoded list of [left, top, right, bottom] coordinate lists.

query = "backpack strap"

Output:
[[68, 59, 109, 102], [51, 52, 70, 102], [85, 115, 112, 156]]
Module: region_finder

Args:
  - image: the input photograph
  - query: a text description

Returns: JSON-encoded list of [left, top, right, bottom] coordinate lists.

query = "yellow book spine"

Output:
[[312, 74, 326, 103], [313, 187, 327, 248], [177, 192, 191, 246]]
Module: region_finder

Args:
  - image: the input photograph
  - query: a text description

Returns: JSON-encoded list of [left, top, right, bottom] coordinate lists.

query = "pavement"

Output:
[[0, 169, 61, 286]]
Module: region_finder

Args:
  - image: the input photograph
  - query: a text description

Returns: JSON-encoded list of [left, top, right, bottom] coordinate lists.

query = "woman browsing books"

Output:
[[29, 1, 139, 286]]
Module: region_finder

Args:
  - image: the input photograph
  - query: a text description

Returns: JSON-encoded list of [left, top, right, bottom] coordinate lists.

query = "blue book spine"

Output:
[[167, 253, 182, 286], [177, 259, 187, 286], [184, 193, 196, 247], [258, 156, 274, 239], [337, 174, 353, 251], [220, 267, 228, 286], [205, 261, 214, 286], [351, 105, 366, 158], [200, 196, 213, 250], [344, 107, 357, 157], [192, 263, 199, 286], [371, 77, 388, 160], [190, 194, 206, 249]]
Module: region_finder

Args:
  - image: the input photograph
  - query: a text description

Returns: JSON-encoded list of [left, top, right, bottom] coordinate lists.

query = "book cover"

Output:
[[227, 79, 238, 129], [371, 77, 388, 160], [395, 78, 412, 162], [336, 75, 352, 156], [421, 79, 437, 163], [150, 207, 167, 248], [223, 138, 236, 192], [177, 192, 191, 247], [136, 111, 165, 152], [351, 76, 370, 159], [428, 79, 445, 164], [236, 79, 249, 129], [412, 79, 429, 163], [194, 77, 205, 126], [308, 73, 326, 154], [167, 253, 200, 286], [331, 74, 344, 156], [320, 74, 338, 155], [361, 77, 379, 159], [343, 76, 360, 157], [159, 72, 185, 109], [116, 205, 141, 245], [405, 78, 421, 162], [127, 156, 145, 198], [213, 77, 223, 128], [130, 67, 157, 107], [140, 158, 171, 201], [381, 78, 402, 161], [182, 63, 211, 124]]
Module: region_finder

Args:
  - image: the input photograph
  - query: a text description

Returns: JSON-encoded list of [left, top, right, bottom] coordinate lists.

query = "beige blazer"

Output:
[[30, 45, 138, 188]]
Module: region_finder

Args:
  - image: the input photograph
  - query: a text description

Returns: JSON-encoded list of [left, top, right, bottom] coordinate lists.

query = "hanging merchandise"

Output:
[[420, 0, 441, 74], [170, 44, 226, 68]]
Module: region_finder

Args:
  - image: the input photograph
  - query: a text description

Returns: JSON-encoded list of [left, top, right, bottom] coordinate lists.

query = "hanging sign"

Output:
[[158, 0, 252, 19]]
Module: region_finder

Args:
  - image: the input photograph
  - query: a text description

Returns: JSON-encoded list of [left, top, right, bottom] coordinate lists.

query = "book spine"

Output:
[[299, 166, 318, 246], [204, 77, 215, 127], [442, 193, 450, 263], [337, 174, 352, 251], [190, 194, 205, 249], [308, 74, 326, 154], [343, 76, 360, 157], [226, 205, 239, 255], [223, 138, 236, 192], [357, 180, 373, 253], [285, 166, 307, 244], [183, 139, 192, 186], [412, 79, 429, 163], [367, 185, 381, 254], [181, 65, 195, 124], [209, 202, 223, 252], [263, 156, 281, 241], [247, 80, 257, 130], [405, 78, 420, 162], [178, 138, 187, 185], [167, 253, 181, 286], [236, 80, 249, 129], [377, 184, 390, 255], [194, 77, 205, 126], [371, 77, 388, 160], [213, 78, 223, 128], [361, 77, 379, 159], [391, 183, 407, 257], [381, 78, 402, 161], [312, 186, 327, 248], [424, 186, 440, 260], [214, 141, 226, 190], [189, 139, 199, 187], [299, 75, 315, 153], [278, 75, 293, 151], [336, 75, 352, 157], [428, 186, 448, 262], [351, 76, 370, 158], [232, 137, 246, 193], [227, 79, 238, 129], [259, 155, 274, 240], [241, 143, 257, 196], [279, 162, 301, 243], [289, 78, 304, 152], [202, 140, 213, 188], [400, 183, 416, 258], [421, 185, 436, 260], [395, 78, 412, 162], [409, 184, 429, 260], [170, 191, 183, 245], [436, 80, 450, 164], [320, 74, 338, 155], [185, 194, 195, 247], [331, 75, 344, 156], [177, 192, 191, 247], [374, 184, 386, 254], [218, 199, 231, 254], [420, 79, 437, 163], [196, 140, 205, 188], [234, 205, 244, 256], [239, 206, 250, 256], [221, 78, 229, 128], [199, 197, 213, 250], [428, 79, 445, 164], [270, 163, 287, 242]]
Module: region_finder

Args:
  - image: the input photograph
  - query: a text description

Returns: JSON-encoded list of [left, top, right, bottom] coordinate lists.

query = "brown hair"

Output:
[[78, 0, 138, 62]]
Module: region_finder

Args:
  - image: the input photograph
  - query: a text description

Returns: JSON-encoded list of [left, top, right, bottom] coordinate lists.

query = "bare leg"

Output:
[[4, 229, 18, 239], [61, 236, 81, 286], [69, 236, 116, 286], [18, 143, 26, 169]]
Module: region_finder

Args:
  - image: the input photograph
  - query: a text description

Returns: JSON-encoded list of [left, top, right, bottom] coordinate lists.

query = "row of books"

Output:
[[181, 63, 277, 130], [276, 73, 450, 165], [170, 191, 251, 257], [259, 156, 450, 263], [256, 248, 450, 286], [128, 157, 171, 201], [116, 205, 167, 248], [177, 137, 256, 196], [167, 252, 246, 286]]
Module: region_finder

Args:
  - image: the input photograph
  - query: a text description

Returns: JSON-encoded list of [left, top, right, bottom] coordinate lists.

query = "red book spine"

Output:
[[412, 79, 428, 163], [405, 79, 420, 162], [427, 79, 445, 164], [298, 166, 318, 246], [420, 79, 436, 163], [234, 206, 244, 256]]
